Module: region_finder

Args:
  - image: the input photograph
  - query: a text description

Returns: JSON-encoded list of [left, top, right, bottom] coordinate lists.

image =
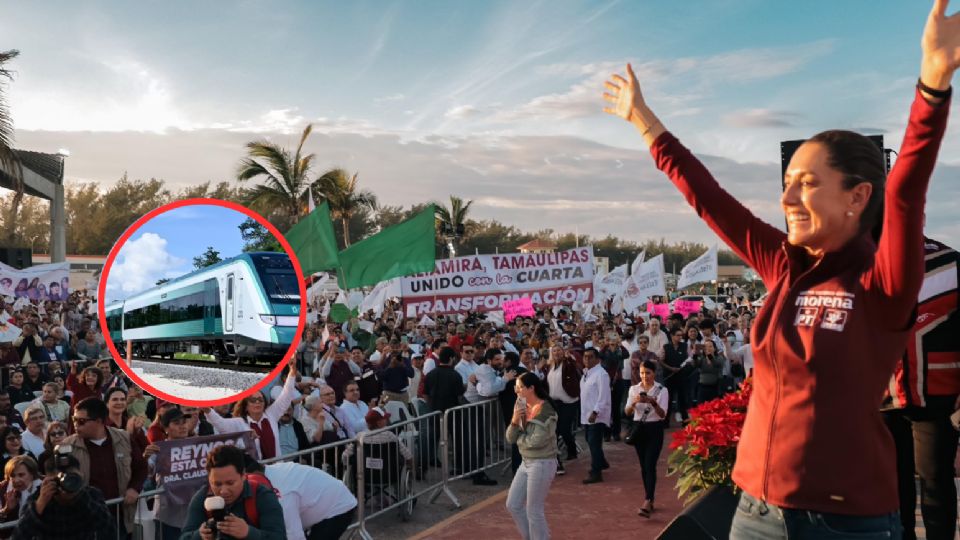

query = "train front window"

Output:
[[251, 254, 300, 304]]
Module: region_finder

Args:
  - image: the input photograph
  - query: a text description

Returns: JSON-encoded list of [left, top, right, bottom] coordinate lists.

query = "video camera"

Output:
[[51, 444, 84, 494]]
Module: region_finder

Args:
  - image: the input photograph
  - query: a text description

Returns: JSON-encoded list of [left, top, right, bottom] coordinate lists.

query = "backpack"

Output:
[[205, 473, 278, 529]]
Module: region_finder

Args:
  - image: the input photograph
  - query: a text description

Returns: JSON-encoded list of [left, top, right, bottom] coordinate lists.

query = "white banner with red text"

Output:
[[401, 247, 595, 316]]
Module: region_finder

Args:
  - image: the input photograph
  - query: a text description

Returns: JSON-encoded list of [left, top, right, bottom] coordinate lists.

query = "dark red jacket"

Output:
[[650, 88, 948, 515], [543, 359, 580, 399]]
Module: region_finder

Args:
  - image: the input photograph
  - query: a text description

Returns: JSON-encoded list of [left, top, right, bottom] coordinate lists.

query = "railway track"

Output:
[[129, 356, 274, 373]]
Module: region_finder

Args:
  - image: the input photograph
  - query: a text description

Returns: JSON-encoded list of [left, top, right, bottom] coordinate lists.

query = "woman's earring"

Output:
[[845, 210, 854, 217]]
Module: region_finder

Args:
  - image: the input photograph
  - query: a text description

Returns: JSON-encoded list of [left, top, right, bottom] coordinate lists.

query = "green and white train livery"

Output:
[[104, 252, 300, 364]]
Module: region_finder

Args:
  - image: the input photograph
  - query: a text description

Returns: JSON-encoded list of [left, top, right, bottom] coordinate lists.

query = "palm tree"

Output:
[[0, 50, 23, 243], [236, 124, 316, 230], [435, 195, 473, 258], [314, 168, 377, 247]]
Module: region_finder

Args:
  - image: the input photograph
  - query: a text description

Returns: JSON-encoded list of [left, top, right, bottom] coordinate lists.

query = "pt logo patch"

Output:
[[795, 307, 819, 327], [795, 290, 854, 332], [820, 309, 848, 332]]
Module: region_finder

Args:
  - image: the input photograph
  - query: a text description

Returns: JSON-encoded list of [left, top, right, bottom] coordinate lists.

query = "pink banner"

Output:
[[674, 299, 703, 317], [646, 302, 670, 319], [503, 297, 536, 323]]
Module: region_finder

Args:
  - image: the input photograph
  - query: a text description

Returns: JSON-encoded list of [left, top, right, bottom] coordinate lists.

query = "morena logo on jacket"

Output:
[[793, 290, 855, 332]]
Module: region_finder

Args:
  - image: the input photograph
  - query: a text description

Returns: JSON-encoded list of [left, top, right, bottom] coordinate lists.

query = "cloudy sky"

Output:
[[104, 205, 248, 303], [5, 1, 959, 248]]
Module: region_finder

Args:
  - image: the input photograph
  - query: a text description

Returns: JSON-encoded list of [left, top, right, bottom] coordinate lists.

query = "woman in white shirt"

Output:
[[625, 359, 669, 519]]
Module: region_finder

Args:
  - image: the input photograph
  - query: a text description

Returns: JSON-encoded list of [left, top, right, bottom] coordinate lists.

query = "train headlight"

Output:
[[259, 315, 276, 325]]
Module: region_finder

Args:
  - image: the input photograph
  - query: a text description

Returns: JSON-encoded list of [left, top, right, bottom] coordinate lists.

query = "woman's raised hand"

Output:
[[602, 63, 666, 146], [603, 63, 645, 123], [922, 0, 960, 91]]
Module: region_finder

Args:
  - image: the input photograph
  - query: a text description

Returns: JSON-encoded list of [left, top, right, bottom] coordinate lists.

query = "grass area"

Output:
[[173, 352, 217, 362]]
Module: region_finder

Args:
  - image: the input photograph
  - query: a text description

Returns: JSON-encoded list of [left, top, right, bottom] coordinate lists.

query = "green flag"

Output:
[[284, 201, 340, 275], [328, 303, 358, 324], [337, 204, 436, 289]]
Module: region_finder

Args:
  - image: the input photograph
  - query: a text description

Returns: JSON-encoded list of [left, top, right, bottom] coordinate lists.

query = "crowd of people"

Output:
[[0, 275, 766, 539]]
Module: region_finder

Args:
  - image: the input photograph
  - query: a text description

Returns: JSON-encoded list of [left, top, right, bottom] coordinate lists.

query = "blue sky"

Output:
[[6, 1, 959, 248], [103, 204, 249, 302]]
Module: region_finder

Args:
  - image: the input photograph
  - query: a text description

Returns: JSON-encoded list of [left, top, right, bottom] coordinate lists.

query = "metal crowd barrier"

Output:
[[429, 397, 512, 509], [0, 397, 520, 539]]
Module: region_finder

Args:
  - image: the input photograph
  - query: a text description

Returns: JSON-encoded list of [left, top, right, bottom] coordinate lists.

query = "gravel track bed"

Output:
[[131, 361, 269, 401]]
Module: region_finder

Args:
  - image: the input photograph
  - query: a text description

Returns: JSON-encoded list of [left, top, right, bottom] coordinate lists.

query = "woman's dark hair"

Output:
[[504, 351, 521, 370], [104, 387, 127, 402], [805, 130, 885, 240], [80, 366, 104, 390], [639, 360, 658, 373], [517, 372, 550, 400]]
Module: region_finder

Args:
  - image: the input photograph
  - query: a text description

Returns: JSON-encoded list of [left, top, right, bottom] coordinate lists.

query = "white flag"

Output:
[[597, 264, 628, 300], [622, 254, 666, 313], [630, 250, 646, 276], [360, 278, 400, 317], [677, 246, 718, 290], [308, 186, 316, 213]]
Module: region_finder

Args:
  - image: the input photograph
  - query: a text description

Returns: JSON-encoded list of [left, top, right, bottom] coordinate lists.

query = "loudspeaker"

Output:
[[780, 135, 889, 191], [657, 486, 738, 540], [0, 247, 33, 269]]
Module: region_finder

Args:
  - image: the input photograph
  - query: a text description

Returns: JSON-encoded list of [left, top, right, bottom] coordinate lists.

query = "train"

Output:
[[104, 252, 301, 364]]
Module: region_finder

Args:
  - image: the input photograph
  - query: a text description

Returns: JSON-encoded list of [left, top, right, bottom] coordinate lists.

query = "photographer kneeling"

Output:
[[180, 445, 286, 540], [14, 447, 116, 539]]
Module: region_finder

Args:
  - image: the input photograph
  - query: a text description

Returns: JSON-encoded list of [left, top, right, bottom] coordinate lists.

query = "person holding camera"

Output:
[[180, 444, 286, 540], [14, 449, 116, 539], [693, 340, 725, 404], [625, 360, 669, 518]]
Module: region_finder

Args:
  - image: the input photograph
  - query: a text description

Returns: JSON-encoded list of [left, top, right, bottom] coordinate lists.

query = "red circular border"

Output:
[[96, 198, 307, 407]]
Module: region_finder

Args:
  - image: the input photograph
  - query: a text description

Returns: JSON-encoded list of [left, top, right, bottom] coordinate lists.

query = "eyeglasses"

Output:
[[48, 431, 66, 437], [73, 417, 94, 426], [462, 349, 475, 354], [247, 397, 265, 403]]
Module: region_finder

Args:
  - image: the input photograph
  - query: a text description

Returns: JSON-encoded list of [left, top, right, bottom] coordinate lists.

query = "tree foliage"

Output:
[[193, 246, 222, 269]]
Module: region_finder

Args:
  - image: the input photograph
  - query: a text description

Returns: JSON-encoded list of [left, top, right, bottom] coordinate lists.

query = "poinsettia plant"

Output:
[[667, 378, 752, 504]]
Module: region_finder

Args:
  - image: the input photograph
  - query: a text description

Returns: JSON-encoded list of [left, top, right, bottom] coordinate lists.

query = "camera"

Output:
[[52, 444, 84, 494]]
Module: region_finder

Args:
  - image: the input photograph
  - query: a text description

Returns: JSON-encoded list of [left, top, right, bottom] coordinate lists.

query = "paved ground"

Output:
[[407, 434, 682, 540]]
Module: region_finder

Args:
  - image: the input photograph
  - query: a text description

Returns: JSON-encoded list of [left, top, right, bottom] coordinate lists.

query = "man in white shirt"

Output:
[[580, 347, 611, 484], [454, 346, 481, 403], [422, 338, 447, 376], [643, 318, 668, 364], [408, 354, 425, 401], [248, 457, 357, 540], [338, 381, 369, 435], [20, 405, 46, 456], [475, 349, 517, 399]]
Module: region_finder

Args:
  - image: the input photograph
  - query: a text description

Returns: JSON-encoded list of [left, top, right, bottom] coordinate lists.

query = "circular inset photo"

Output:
[[97, 198, 306, 406]]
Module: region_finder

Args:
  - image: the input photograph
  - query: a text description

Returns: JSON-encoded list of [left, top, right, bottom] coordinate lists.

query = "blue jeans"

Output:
[[583, 423, 608, 475], [730, 491, 903, 540], [506, 458, 557, 540]]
